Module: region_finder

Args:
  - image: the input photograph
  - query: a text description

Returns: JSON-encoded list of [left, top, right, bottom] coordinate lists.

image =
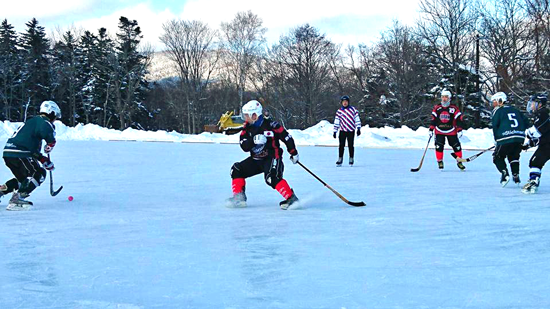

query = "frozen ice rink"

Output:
[[1, 140, 549, 308]]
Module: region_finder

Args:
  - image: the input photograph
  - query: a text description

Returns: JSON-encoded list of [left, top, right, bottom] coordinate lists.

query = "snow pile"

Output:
[[0, 120, 497, 149]]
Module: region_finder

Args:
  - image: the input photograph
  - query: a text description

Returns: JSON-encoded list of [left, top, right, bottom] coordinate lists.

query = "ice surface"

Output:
[[1, 140, 549, 308]]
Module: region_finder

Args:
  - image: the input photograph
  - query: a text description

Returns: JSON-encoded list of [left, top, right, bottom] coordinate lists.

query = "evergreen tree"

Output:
[[95, 28, 117, 127], [20, 18, 51, 119], [114, 17, 149, 129], [52, 30, 84, 126], [0, 19, 21, 120]]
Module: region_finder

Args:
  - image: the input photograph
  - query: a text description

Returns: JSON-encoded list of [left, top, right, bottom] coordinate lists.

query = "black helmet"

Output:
[[537, 94, 548, 106], [340, 95, 350, 102]]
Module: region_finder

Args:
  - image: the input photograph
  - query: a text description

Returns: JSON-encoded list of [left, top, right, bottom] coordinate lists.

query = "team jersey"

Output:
[[240, 115, 297, 160], [429, 104, 463, 135], [3, 115, 56, 158], [491, 106, 529, 145], [529, 107, 550, 145], [334, 106, 361, 132]]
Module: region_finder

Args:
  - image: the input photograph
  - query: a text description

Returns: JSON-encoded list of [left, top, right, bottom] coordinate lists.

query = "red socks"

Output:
[[436, 151, 444, 162], [232, 178, 245, 194], [454, 150, 463, 159], [233, 178, 293, 200], [275, 179, 293, 200]]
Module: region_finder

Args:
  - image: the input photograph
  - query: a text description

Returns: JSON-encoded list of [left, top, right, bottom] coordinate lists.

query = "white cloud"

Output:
[[4, 0, 421, 50], [1, 0, 96, 19], [180, 0, 420, 45]]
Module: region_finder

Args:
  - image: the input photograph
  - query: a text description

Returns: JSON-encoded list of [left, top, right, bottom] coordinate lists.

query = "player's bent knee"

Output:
[[230, 162, 244, 179]]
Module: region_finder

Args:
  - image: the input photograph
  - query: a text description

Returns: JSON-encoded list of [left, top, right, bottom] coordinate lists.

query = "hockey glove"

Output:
[[429, 129, 434, 137], [39, 156, 55, 171], [44, 161, 55, 171], [333, 132, 337, 139], [357, 128, 361, 136], [44, 141, 56, 154], [253, 134, 267, 145], [290, 154, 299, 164]]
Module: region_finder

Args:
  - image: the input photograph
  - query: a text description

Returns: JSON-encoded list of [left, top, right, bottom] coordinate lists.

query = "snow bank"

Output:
[[0, 120, 496, 150]]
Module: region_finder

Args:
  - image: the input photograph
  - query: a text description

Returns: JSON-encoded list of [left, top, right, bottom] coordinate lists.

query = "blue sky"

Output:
[[3, 0, 420, 50]]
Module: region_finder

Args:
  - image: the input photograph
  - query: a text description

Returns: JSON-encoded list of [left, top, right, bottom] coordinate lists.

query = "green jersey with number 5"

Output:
[[492, 106, 529, 145]]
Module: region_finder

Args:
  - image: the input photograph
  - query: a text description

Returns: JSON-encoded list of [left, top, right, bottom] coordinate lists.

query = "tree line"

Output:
[[2, 0, 550, 133]]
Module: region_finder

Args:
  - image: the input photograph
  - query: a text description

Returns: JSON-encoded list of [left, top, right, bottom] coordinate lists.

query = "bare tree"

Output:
[[417, 0, 478, 103], [345, 44, 377, 95], [479, 0, 532, 97], [526, 0, 550, 89], [160, 19, 220, 133], [272, 24, 338, 127], [220, 11, 267, 109]]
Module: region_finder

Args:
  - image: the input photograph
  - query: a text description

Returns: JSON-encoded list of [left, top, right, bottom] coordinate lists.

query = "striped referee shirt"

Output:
[[334, 106, 361, 132]]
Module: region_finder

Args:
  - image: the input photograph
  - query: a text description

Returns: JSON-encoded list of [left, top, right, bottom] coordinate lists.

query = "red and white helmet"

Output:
[[241, 100, 263, 119]]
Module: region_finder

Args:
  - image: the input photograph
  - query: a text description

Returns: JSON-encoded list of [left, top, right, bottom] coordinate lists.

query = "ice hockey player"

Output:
[[0, 101, 60, 210], [227, 100, 300, 210], [429, 90, 466, 170], [490, 92, 529, 186], [333, 95, 361, 166], [522, 94, 550, 194]]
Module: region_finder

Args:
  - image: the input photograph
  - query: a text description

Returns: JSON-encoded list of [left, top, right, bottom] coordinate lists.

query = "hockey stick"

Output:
[[456, 145, 495, 163], [410, 135, 432, 172], [48, 154, 63, 196], [297, 161, 366, 207]]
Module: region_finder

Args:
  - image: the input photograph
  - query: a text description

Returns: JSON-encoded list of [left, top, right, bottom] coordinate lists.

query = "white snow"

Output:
[[1, 121, 547, 308], [1, 120, 497, 150]]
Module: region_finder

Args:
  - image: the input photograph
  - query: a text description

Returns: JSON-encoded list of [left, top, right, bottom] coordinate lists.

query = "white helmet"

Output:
[[241, 100, 263, 120], [491, 92, 507, 105], [40, 101, 61, 120], [441, 90, 452, 107]]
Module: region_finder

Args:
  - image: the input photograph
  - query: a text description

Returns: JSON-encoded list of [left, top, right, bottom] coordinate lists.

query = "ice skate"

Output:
[[336, 157, 343, 167], [512, 174, 520, 185], [225, 192, 247, 208], [500, 171, 510, 187], [457, 161, 466, 171], [6, 192, 33, 211], [438, 161, 444, 170], [522, 178, 540, 194], [349, 157, 354, 166], [279, 191, 299, 210]]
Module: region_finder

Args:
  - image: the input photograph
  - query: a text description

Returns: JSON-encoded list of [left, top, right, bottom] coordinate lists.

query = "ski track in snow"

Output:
[[0, 140, 549, 308]]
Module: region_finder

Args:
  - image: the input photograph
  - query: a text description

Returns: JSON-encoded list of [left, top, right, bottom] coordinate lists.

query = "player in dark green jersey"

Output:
[[1, 101, 61, 210], [491, 92, 529, 187]]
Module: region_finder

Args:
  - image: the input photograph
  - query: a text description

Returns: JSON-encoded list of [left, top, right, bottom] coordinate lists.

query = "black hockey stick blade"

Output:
[[51, 185, 63, 196], [347, 200, 366, 207], [297, 162, 366, 207], [410, 135, 432, 172]]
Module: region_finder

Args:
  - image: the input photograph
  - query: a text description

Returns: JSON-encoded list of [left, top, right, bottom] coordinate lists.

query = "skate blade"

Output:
[[281, 201, 301, 210], [6, 203, 32, 211], [225, 201, 247, 208], [521, 189, 537, 194], [501, 178, 510, 187]]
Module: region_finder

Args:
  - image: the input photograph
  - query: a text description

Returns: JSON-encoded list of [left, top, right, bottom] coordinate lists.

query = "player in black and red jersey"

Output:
[[226, 100, 300, 210], [429, 90, 466, 170]]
